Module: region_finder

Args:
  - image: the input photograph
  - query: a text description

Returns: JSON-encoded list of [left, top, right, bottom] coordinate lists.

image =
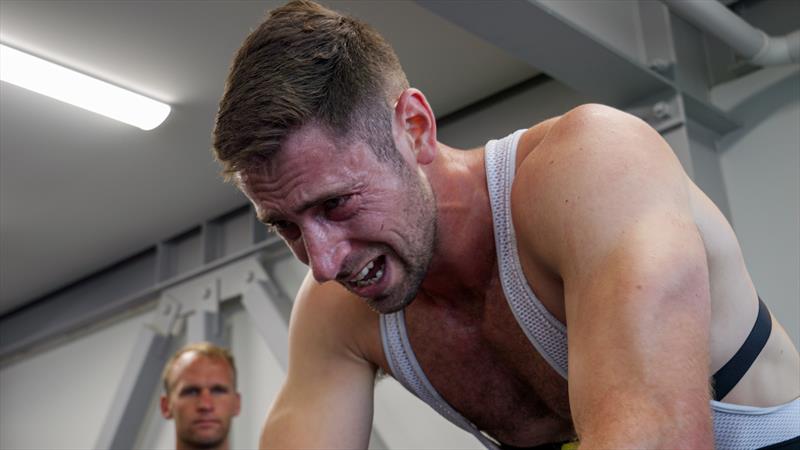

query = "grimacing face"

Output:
[[240, 123, 437, 313], [160, 353, 240, 449]]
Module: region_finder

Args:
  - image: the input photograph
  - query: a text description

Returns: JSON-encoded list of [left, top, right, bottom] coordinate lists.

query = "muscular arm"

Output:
[[261, 272, 378, 449], [513, 105, 713, 448]]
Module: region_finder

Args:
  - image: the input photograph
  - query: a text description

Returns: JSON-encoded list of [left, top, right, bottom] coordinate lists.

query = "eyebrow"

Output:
[[178, 383, 231, 392]]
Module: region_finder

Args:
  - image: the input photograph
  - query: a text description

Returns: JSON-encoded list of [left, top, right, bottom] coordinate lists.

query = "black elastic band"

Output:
[[712, 297, 772, 401], [500, 441, 570, 450], [757, 435, 800, 450]]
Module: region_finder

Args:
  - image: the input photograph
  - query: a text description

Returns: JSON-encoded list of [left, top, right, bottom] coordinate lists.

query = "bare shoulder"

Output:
[[290, 272, 383, 368], [511, 103, 692, 272], [515, 103, 670, 170]]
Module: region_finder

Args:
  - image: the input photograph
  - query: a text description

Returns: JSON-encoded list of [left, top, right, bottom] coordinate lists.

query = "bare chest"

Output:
[[399, 276, 575, 446]]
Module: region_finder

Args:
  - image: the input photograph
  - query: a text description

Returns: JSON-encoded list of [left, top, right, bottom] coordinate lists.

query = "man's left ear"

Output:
[[393, 88, 437, 165], [234, 392, 242, 416]]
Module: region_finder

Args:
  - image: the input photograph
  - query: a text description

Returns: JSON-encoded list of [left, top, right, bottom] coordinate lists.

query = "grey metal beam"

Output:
[[184, 275, 225, 346], [241, 276, 292, 370], [418, 0, 736, 226], [186, 310, 224, 346], [624, 89, 685, 135], [203, 221, 224, 264], [662, 0, 800, 66], [712, 65, 800, 124], [416, 0, 738, 135], [0, 232, 285, 362], [419, 0, 661, 105], [95, 296, 180, 450], [94, 254, 292, 449], [0, 249, 159, 362], [637, 0, 678, 80]]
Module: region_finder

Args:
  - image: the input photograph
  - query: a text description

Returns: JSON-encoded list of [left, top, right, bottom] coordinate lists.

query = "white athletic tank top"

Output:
[[379, 129, 800, 449]]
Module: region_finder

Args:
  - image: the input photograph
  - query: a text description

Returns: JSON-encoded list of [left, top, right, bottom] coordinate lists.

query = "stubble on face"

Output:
[[243, 120, 439, 315], [362, 163, 437, 314]]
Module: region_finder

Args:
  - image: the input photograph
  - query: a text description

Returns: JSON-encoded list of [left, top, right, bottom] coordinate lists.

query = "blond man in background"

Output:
[[160, 342, 241, 450]]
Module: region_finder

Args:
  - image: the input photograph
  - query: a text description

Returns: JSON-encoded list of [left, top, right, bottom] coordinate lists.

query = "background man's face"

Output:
[[160, 353, 241, 449]]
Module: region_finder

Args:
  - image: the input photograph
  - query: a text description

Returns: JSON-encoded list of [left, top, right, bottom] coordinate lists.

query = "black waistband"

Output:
[[499, 441, 570, 450], [711, 297, 772, 401], [757, 435, 800, 450], [496, 298, 770, 447]]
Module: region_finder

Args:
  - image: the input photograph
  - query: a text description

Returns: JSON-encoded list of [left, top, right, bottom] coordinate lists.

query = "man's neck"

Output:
[[417, 144, 497, 305], [176, 439, 228, 450]]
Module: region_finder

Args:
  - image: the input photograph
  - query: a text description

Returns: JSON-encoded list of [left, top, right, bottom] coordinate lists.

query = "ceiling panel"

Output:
[[0, 0, 537, 314]]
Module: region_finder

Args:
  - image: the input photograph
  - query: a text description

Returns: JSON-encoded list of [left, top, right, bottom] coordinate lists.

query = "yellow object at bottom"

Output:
[[561, 441, 580, 450]]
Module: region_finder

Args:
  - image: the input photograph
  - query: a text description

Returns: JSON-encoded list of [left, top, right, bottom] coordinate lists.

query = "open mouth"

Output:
[[347, 255, 386, 288]]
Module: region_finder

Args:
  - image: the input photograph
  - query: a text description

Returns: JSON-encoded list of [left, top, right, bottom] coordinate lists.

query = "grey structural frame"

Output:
[[82, 211, 387, 448], [95, 250, 293, 449], [0, 203, 376, 448], [1, 0, 792, 448], [661, 0, 800, 66], [416, 0, 778, 219]]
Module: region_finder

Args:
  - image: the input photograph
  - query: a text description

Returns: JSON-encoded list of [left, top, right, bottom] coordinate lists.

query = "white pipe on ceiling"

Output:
[[661, 0, 799, 66]]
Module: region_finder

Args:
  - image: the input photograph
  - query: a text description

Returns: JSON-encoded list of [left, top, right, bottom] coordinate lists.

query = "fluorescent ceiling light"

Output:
[[0, 44, 170, 131]]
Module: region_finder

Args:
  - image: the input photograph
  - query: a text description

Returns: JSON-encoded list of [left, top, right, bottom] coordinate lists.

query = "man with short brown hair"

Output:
[[213, 1, 800, 449], [160, 342, 241, 450]]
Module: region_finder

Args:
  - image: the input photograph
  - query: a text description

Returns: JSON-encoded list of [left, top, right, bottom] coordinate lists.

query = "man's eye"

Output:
[[180, 387, 200, 397], [271, 220, 291, 231], [323, 196, 349, 211], [322, 195, 357, 222], [269, 221, 301, 240]]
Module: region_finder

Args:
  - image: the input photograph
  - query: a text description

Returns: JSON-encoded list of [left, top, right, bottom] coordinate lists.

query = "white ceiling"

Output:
[[0, 1, 538, 314]]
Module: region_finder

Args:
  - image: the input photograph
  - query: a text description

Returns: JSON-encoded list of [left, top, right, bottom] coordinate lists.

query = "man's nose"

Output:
[[303, 224, 349, 283], [197, 390, 214, 411]]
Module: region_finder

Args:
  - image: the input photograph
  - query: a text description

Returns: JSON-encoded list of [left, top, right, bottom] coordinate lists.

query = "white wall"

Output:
[[0, 305, 157, 450], [713, 67, 800, 346]]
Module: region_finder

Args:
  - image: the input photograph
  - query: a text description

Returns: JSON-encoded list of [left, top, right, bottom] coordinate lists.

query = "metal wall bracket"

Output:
[[625, 90, 685, 134]]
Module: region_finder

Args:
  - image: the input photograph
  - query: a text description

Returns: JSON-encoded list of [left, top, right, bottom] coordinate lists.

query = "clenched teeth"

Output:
[[355, 268, 383, 287], [352, 260, 374, 282], [349, 258, 384, 287]]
